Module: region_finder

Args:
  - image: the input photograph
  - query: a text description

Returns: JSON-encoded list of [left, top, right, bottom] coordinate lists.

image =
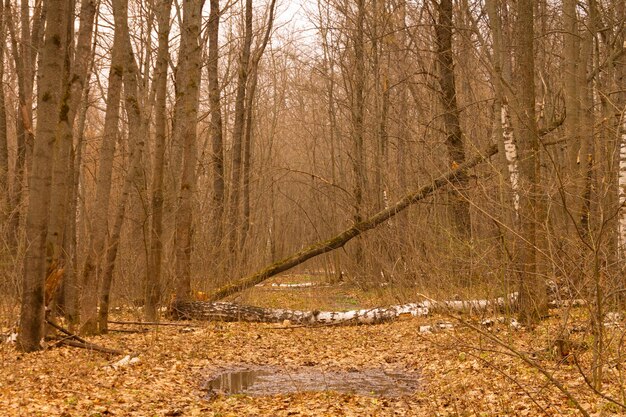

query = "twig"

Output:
[[58, 339, 124, 355], [45, 319, 124, 355], [108, 328, 150, 334], [45, 319, 88, 344], [108, 320, 198, 327]]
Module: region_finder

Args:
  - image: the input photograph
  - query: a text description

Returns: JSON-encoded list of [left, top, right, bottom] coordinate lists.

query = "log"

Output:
[[169, 301, 429, 324], [421, 292, 518, 313], [208, 144, 498, 301], [168, 291, 517, 324]]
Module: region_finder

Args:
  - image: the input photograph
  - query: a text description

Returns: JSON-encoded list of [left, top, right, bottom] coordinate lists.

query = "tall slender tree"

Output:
[[172, 0, 204, 302], [80, 4, 125, 334], [514, 0, 548, 324], [17, 0, 69, 352], [146, 0, 173, 320]]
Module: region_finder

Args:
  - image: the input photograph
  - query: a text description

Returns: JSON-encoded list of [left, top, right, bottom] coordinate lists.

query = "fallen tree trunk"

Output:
[[169, 301, 429, 324], [421, 292, 518, 313], [208, 144, 498, 301], [169, 292, 518, 324]]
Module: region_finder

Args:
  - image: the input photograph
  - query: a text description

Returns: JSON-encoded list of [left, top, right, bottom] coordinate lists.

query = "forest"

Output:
[[0, 0, 625, 415]]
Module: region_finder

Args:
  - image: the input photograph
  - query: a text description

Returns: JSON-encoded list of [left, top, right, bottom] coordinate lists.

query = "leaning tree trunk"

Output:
[[17, 0, 68, 352], [197, 144, 497, 303]]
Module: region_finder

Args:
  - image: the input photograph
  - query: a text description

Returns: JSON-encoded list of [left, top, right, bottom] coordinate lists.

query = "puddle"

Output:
[[203, 366, 420, 398]]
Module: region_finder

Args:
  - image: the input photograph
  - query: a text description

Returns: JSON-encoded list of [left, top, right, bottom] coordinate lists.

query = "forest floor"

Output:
[[1, 274, 625, 416]]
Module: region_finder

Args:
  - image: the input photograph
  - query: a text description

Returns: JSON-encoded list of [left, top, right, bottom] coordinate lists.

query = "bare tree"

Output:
[[4, 0, 43, 247], [227, 0, 253, 256], [0, 0, 8, 223], [434, 0, 472, 278], [145, 0, 173, 320], [514, 0, 548, 324], [17, 0, 69, 352], [172, 0, 204, 301], [208, 0, 225, 260], [80, 3, 125, 334], [98, 0, 147, 331]]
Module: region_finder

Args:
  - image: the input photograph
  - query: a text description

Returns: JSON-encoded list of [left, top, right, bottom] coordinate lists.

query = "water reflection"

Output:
[[205, 366, 420, 398]]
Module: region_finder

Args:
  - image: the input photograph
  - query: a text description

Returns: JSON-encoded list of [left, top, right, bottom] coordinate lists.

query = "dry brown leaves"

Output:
[[0, 310, 625, 416]]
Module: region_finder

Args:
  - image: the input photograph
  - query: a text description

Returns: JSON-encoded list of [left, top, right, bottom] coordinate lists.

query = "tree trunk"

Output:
[[5, 0, 43, 248], [208, 0, 225, 257], [80, 9, 124, 334], [170, 301, 429, 324], [144, 0, 168, 318], [63, 74, 93, 328], [241, 0, 277, 249], [47, 0, 96, 289], [17, 0, 69, 352], [97, 0, 147, 332], [145, 0, 173, 322], [172, 0, 204, 302], [208, 144, 498, 301], [514, 0, 548, 325], [228, 0, 253, 257], [435, 0, 471, 241], [351, 0, 367, 276], [170, 293, 517, 324], [0, 0, 8, 224]]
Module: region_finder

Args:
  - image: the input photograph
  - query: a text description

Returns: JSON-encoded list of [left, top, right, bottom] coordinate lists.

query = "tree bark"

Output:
[[0, 0, 8, 224], [514, 0, 548, 325], [98, 0, 147, 332], [435, 0, 471, 241], [172, 0, 204, 302], [170, 301, 429, 324], [17, 0, 69, 352], [80, 8, 124, 334], [208, 0, 225, 255], [146, 0, 173, 322], [47, 0, 96, 292], [228, 0, 253, 256], [4, 0, 43, 248], [208, 144, 498, 302], [351, 0, 367, 274], [241, 0, 277, 249]]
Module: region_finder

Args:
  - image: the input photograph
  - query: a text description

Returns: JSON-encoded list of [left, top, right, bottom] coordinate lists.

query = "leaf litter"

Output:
[[1, 290, 625, 416]]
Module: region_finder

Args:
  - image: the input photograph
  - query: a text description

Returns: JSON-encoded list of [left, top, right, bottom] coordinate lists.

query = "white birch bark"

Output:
[[502, 104, 520, 215], [618, 109, 626, 257], [169, 293, 517, 325]]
